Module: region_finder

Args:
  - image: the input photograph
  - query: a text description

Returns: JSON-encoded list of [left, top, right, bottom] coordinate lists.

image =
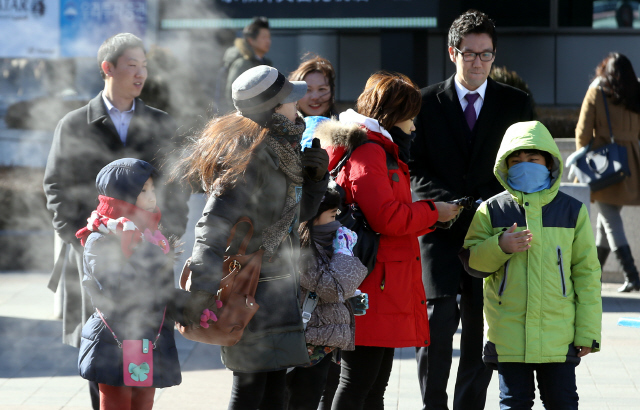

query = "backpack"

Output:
[[329, 141, 398, 274]]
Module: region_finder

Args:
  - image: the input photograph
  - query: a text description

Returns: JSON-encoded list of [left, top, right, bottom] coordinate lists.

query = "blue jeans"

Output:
[[496, 362, 578, 410]]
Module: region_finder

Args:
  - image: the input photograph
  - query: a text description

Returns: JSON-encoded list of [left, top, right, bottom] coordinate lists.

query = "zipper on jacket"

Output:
[[557, 246, 567, 297], [258, 273, 292, 283], [380, 272, 385, 291], [498, 260, 510, 297]]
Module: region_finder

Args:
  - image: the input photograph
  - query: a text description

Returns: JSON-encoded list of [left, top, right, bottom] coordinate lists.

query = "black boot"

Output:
[[614, 245, 640, 292], [597, 246, 610, 269]]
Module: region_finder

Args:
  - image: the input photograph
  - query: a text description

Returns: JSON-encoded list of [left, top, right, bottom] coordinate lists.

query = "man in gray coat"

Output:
[[43, 33, 189, 409]]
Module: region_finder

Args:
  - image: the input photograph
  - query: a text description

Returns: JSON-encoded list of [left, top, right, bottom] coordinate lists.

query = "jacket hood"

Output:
[[223, 38, 255, 66], [315, 117, 369, 152], [315, 109, 397, 151], [494, 121, 562, 205], [96, 158, 158, 205]]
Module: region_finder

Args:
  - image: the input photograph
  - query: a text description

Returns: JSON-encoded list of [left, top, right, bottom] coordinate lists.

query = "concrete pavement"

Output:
[[0, 271, 639, 409]]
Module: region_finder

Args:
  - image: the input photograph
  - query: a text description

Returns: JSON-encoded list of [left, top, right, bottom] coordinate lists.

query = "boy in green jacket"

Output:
[[459, 121, 602, 409]]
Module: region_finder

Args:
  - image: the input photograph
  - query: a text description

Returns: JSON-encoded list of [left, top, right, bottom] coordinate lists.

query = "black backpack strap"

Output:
[[330, 140, 398, 178]]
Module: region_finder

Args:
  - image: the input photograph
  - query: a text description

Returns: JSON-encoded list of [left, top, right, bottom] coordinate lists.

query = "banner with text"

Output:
[[60, 0, 147, 57], [214, 0, 437, 19], [0, 0, 60, 58]]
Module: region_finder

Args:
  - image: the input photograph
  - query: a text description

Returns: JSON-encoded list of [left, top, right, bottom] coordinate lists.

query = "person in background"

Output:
[[77, 159, 189, 410], [410, 10, 534, 410], [317, 72, 460, 410], [460, 121, 601, 410], [218, 17, 272, 114], [575, 52, 640, 292], [43, 32, 189, 410], [289, 55, 337, 119], [286, 186, 368, 410], [289, 55, 338, 150], [178, 65, 329, 409]]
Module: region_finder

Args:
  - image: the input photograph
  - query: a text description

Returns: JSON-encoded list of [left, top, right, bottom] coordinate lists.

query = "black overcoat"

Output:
[[43, 92, 190, 346], [409, 76, 534, 299]]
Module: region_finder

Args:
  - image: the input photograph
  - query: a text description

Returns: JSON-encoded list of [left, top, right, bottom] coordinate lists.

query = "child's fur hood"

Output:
[[314, 118, 369, 151]]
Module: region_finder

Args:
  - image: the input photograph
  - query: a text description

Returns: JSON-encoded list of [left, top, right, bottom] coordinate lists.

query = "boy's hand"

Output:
[[577, 346, 592, 357], [434, 202, 462, 222], [499, 223, 532, 254]]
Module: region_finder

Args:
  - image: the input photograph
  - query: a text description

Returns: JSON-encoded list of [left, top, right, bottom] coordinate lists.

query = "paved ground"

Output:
[[0, 272, 638, 410]]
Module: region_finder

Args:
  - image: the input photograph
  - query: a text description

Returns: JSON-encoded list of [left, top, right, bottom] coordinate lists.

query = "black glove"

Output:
[[302, 138, 329, 182], [182, 290, 218, 327], [348, 291, 369, 316]]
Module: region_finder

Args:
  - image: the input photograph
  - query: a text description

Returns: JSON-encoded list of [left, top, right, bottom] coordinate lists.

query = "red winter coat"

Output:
[[316, 118, 438, 348]]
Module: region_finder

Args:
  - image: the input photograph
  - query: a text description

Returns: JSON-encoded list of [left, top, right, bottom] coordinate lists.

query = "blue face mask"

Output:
[[507, 162, 552, 193]]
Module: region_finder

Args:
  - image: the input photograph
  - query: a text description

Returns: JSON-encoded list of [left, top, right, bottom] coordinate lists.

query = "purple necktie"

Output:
[[464, 93, 480, 131]]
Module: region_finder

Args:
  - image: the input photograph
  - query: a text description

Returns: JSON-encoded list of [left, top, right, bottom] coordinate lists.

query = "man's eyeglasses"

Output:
[[454, 47, 495, 62]]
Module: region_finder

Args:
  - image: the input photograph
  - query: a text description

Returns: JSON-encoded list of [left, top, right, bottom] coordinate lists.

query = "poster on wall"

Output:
[[60, 0, 147, 57], [0, 0, 61, 58]]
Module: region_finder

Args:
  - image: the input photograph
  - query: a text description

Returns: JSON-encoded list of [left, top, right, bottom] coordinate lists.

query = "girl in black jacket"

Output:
[[77, 158, 188, 410]]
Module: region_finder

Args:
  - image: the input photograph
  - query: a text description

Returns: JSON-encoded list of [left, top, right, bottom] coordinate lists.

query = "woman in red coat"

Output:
[[315, 72, 460, 409]]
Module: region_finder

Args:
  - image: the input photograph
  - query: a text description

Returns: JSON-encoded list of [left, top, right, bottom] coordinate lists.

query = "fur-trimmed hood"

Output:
[[315, 110, 400, 173], [315, 118, 369, 152], [234, 37, 256, 60], [223, 38, 259, 67]]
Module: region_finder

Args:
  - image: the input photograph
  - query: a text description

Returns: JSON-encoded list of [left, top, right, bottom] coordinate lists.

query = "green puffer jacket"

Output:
[[460, 121, 602, 368]]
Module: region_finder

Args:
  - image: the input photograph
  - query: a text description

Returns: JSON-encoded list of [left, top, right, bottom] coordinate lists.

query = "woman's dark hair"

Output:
[[448, 9, 496, 51], [243, 17, 269, 40], [289, 55, 337, 116], [356, 71, 421, 131], [596, 52, 640, 113], [175, 112, 269, 196], [299, 187, 341, 250]]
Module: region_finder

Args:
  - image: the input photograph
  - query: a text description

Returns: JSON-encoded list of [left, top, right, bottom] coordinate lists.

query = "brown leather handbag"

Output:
[[177, 217, 263, 346]]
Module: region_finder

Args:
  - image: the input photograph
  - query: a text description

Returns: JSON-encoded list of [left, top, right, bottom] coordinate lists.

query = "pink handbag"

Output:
[[97, 307, 166, 387]]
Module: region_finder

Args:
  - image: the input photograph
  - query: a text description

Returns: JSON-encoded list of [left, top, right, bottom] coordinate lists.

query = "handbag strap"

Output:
[[96, 306, 166, 349], [600, 85, 615, 144], [226, 217, 254, 256]]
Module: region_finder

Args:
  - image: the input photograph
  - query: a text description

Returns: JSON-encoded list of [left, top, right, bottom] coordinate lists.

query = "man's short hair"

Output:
[[97, 33, 145, 80], [448, 9, 497, 51], [243, 16, 269, 40]]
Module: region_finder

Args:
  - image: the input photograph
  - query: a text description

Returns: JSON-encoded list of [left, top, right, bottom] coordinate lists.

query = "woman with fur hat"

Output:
[[315, 72, 460, 409], [178, 65, 329, 409], [77, 158, 189, 410]]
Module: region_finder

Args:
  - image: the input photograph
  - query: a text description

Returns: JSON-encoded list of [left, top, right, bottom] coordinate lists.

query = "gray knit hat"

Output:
[[232, 65, 307, 115]]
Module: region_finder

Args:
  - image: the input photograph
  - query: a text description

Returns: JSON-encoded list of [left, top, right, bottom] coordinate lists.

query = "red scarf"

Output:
[[75, 195, 168, 258]]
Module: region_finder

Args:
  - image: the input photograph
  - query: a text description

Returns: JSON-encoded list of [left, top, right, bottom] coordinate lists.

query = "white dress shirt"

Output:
[[102, 94, 135, 145], [454, 77, 488, 120]]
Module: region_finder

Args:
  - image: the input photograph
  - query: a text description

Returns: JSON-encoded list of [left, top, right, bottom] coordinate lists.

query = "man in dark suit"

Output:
[[43, 33, 189, 409], [410, 10, 534, 410]]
